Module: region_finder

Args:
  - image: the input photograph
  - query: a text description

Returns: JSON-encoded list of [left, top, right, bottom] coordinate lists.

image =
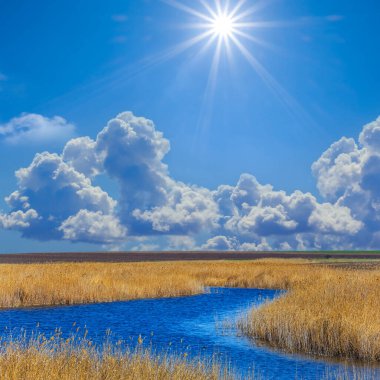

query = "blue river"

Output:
[[0, 287, 378, 379]]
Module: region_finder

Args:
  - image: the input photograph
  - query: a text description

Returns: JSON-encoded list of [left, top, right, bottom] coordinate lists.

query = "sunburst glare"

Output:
[[211, 14, 235, 38], [161, 0, 314, 135], [162, 0, 285, 90]]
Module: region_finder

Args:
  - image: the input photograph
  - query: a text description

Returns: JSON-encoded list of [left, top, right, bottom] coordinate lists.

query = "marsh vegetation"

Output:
[[0, 332, 234, 380], [1, 259, 379, 366], [239, 265, 380, 362]]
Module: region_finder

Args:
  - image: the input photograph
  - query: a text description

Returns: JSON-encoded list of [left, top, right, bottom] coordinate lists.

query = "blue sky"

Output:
[[0, 0, 379, 252]]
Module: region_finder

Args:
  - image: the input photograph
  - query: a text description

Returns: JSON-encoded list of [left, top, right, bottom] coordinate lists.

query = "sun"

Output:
[[211, 14, 235, 38], [163, 0, 260, 51], [159, 0, 309, 137]]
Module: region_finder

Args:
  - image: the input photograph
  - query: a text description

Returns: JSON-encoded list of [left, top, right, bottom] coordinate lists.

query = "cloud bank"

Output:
[[1, 112, 380, 250]]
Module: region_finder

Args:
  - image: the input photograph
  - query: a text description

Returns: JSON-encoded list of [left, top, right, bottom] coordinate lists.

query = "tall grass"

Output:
[[238, 265, 380, 362], [1, 260, 380, 362], [0, 259, 339, 308], [0, 332, 232, 380], [0, 262, 206, 308]]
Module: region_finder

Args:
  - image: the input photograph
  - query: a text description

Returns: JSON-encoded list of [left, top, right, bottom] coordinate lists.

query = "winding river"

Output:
[[0, 287, 378, 379]]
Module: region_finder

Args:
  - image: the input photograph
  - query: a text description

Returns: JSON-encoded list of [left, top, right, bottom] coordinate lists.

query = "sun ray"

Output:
[[193, 36, 223, 147], [230, 34, 314, 126], [162, 0, 214, 23], [76, 29, 215, 96], [144, 29, 215, 67], [231, 0, 277, 22], [224, 0, 231, 14], [159, 0, 316, 134], [233, 29, 278, 51], [214, 0, 223, 15], [191, 32, 220, 61], [199, 0, 218, 19], [229, 0, 246, 19], [234, 20, 302, 29]]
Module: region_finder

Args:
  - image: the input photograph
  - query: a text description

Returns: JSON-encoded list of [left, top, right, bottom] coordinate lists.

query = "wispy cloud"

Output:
[[112, 14, 128, 23], [0, 113, 75, 146], [326, 15, 344, 22]]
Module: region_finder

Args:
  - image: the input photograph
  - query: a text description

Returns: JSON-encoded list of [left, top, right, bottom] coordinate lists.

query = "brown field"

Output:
[[1, 251, 380, 264], [0, 259, 379, 364]]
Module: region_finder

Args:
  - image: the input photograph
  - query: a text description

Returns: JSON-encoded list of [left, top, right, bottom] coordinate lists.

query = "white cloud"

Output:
[[62, 136, 102, 177], [230, 205, 298, 236], [96, 112, 219, 235], [132, 181, 219, 234], [312, 115, 380, 248], [0, 209, 38, 229], [1, 111, 380, 250], [0, 113, 75, 145], [59, 210, 126, 244], [201, 235, 272, 251], [5, 151, 117, 241], [309, 203, 363, 235], [312, 137, 362, 200], [359, 117, 380, 152], [240, 239, 272, 251], [220, 173, 361, 241], [96, 112, 171, 214], [202, 236, 238, 251]]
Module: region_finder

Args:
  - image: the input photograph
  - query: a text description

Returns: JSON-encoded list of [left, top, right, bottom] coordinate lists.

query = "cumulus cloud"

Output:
[[0, 111, 218, 245], [0, 209, 39, 230], [62, 137, 102, 177], [312, 137, 362, 200], [1, 111, 380, 250], [96, 112, 219, 235], [96, 112, 170, 212], [240, 239, 272, 251], [201, 235, 273, 251], [219, 174, 360, 240], [202, 235, 238, 251], [312, 116, 380, 249], [59, 210, 127, 244], [359, 117, 380, 151], [309, 203, 363, 235], [0, 113, 75, 145], [4, 151, 117, 241], [132, 181, 219, 234]]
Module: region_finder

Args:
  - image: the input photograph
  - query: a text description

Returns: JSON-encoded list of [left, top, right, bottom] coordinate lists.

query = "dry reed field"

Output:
[[0, 333, 231, 380], [0, 260, 380, 363], [0, 259, 344, 308], [0, 259, 304, 308], [239, 265, 380, 362]]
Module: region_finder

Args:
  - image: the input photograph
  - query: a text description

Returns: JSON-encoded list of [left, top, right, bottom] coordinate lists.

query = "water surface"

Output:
[[0, 288, 377, 379]]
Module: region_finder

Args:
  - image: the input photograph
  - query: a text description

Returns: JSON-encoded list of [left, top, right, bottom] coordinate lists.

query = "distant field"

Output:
[[1, 250, 380, 264]]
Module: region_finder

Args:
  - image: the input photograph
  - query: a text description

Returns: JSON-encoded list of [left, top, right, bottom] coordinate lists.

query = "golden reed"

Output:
[[240, 264, 380, 362], [0, 260, 334, 308], [0, 333, 232, 380], [0, 260, 379, 362]]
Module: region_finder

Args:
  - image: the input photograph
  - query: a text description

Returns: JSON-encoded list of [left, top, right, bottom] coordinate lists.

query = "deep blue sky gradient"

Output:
[[0, 0, 379, 252]]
